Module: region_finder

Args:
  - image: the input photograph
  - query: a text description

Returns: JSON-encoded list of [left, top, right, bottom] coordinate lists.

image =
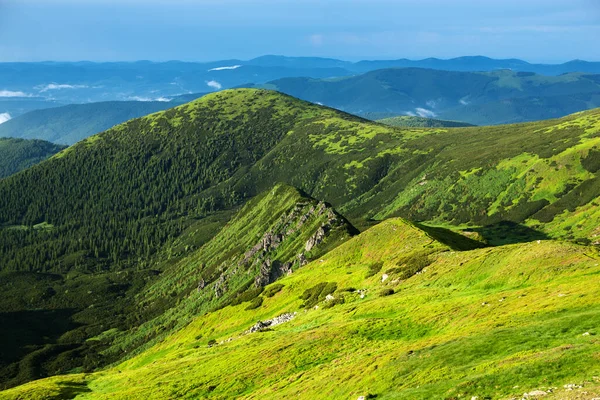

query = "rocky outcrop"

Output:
[[254, 259, 294, 287], [305, 226, 328, 252], [197, 278, 206, 292], [214, 273, 227, 298], [238, 200, 351, 288], [247, 312, 297, 333]]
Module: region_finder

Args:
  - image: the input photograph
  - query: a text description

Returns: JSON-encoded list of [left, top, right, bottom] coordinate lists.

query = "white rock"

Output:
[[583, 332, 591, 336], [381, 273, 389, 282], [325, 294, 335, 301], [523, 390, 548, 397]]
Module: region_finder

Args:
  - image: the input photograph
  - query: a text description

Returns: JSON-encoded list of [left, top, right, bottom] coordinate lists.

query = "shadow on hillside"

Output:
[[415, 221, 550, 250], [415, 223, 487, 251], [471, 221, 550, 246], [0, 308, 82, 390]]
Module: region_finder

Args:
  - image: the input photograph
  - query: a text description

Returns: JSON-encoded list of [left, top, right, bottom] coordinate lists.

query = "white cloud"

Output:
[[36, 83, 89, 92], [404, 111, 417, 117], [459, 99, 470, 105], [208, 65, 242, 71], [415, 108, 437, 118], [426, 99, 438, 109], [127, 96, 171, 102], [0, 113, 11, 124], [0, 90, 30, 97], [206, 80, 222, 90]]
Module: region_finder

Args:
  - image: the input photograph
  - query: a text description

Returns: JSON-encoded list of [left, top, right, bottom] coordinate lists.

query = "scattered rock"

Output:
[[381, 273, 389, 282], [523, 389, 549, 397], [564, 383, 583, 390], [247, 312, 297, 333], [325, 294, 335, 301]]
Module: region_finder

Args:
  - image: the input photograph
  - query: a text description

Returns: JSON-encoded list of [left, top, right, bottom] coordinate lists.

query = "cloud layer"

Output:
[[36, 83, 89, 92], [0, 90, 30, 97], [0, 113, 12, 124]]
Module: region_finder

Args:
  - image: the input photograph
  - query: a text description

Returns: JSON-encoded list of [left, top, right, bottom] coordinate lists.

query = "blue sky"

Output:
[[0, 0, 598, 62]]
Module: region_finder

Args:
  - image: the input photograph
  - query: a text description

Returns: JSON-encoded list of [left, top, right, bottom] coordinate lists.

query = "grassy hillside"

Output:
[[0, 137, 66, 178], [377, 115, 474, 128], [1, 89, 597, 278], [0, 182, 355, 390], [1, 89, 599, 389], [249, 68, 600, 125], [4, 218, 600, 399]]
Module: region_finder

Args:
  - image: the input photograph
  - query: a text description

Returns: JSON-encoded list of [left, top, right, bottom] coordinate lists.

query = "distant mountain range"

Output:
[[249, 68, 600, 125], [3, 66, 600, 144], [1, 55, 600, 118]]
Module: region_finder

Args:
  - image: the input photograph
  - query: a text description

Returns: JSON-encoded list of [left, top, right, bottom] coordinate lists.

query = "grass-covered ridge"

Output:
[[377, 115, 475, 128], [4, 219, 599, 399]]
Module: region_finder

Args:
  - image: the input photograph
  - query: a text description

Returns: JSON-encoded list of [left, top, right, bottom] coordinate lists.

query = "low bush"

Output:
[[245, 296, 263, 310], [264, 283, 284, 297]]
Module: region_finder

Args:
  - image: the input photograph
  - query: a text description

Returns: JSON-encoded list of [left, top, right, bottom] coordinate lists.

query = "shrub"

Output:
[[366, 262, 383, 278], [230, 287, 264, 306], [300, 282, 338, 308], [245, 296, 263, 310], [322, 294, 345, 309], [394, 253, 432, 280], [264, 283, 284, 297], [380, 288, 395, 297]]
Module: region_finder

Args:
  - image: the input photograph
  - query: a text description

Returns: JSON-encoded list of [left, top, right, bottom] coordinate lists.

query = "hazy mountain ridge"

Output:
[[2, 55, 600, 117], [249, 68, 600, 124]]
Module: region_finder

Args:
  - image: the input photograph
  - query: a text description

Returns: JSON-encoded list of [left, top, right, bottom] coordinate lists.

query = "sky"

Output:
[[0, 0, 599, 63]]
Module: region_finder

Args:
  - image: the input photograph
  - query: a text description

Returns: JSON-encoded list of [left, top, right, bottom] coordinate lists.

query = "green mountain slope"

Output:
[[0, 183, 355, 390], [0, 137, 66, 179], [1, 89, 600, 390], [249, 68, 600, 125], [377, 115, 474, 128], [1, 89, 597, 280], [4, 218, 600, 399]]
